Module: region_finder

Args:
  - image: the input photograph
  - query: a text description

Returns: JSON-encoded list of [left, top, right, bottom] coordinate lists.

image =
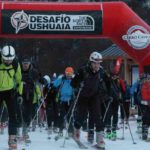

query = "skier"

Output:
[[130, 79, 142, 133], [40, 75, 51, 130], [105, 73, 125, 141], [42, 74, 60, 135], [120, 81, 131, 126], [0, 45, 23, 150], [71, 51, 110, 149], [137, 73, 150, 141], [52, 67, 75, 139], [18, 57, 40, 143]]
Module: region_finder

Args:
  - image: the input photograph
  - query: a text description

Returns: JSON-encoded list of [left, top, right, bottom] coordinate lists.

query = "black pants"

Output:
[[105, 100, 119, 131], [16, 101, 37, 128], [140, 104, 150, 136], [22, 100, 33, 127], [141, 104, 150, 126], [74, 95, 104, 132], [87, 101, 106, 134], [0, 90, 17, 135], [58, 101, 73, 132], [46, 99, 59, 128], [20, 89, 34, 127]]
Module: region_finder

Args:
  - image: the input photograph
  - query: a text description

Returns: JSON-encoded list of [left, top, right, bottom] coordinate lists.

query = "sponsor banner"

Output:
[[122, 25, 150, 50], [2, 10, 102, 35]]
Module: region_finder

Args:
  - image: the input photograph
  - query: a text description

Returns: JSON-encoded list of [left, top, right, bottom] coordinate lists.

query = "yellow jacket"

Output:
[[0, 62, 23, 95]]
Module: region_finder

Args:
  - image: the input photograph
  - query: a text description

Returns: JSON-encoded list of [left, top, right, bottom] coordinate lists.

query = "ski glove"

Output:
[[17, 96, 23, 105]]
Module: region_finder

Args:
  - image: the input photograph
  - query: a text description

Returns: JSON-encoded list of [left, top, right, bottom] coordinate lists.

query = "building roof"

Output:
[[101, 44, 129, 58]]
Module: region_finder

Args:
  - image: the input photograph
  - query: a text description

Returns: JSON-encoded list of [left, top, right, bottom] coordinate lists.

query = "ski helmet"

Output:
[[43, 75, 51, 85], [1, 46, 15, 61], [65, 67, 74, 76], [89, 51, 102, 63]]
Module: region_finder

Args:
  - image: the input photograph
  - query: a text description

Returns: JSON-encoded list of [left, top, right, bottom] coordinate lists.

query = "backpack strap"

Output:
[[12, 59, 18, 73], [0, 58, 18, 78], [55, 76, 65, 102]]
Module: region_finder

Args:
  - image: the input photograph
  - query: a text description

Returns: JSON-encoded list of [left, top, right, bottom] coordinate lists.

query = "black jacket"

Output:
[[71, 64, 111, 98]]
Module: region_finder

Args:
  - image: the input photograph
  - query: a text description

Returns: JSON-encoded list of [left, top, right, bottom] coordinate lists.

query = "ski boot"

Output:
[[47, 127, 52, 139], [142, 125, 148, 141], [48, 127, 52, 135], [64, 132, 73, 140], [105, 128, 112, 139], [72, 128, 88, 149], [73, 128, 80, 141], [0, 123, 5, 134], [119, 119, 124, 125], [66, 126, 73, 140], [136, 116, 142, 134], [22, 126, 31, 144], [96, 131, 105, 150], [106, 132, 112, 139], [16, 128, 22, 141], [88, 130, 94, 144], [55, 130, 63, 141], [53, 127, 59, 133], [8, 135, 17, 150], [32, 120, 36, 132], [111, 131, 117, 141]]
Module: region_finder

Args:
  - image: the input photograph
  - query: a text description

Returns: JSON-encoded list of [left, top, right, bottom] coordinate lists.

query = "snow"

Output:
[[0, 119, 150, 150]]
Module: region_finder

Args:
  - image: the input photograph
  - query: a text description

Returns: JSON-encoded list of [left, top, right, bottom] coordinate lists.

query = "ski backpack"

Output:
[[140, 77, 150, 101]]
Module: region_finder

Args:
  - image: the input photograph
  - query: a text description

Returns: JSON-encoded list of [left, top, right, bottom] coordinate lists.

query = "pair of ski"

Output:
[[73, 138, 105, 150]]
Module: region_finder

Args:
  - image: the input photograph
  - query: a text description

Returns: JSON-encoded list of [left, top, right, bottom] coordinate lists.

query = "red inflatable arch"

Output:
[[0, 1, 150, 73]]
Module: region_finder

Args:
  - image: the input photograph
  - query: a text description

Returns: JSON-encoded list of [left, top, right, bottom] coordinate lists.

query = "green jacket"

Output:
[[0, 62, 23, 94], [32, 83, 42, 104]]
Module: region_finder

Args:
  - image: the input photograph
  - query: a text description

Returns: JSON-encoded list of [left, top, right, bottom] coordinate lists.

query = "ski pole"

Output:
[[63, 100, 75, 121], [103, 97, 113, 122], [62, 83, 83, 148], [120, 103, 136, 144], [0, 105, 4, 124], [18, 103, 25, 126], [120, 118, 125, 140], [30, 97, 45, 126]]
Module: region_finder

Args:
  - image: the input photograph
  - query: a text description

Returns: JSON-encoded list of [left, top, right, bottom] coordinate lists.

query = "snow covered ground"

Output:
[[0, 119, 150, 150]]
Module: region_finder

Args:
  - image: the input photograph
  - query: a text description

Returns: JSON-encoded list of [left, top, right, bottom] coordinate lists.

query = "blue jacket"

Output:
[[130, 81, 138, 96], [52, 76, 74, 102]]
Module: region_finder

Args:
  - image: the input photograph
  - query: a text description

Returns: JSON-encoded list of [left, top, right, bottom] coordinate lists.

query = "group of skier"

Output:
[[0, 45, 150, 150]]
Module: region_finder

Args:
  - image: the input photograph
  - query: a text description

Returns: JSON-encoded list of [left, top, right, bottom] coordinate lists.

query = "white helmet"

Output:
[[89, 51, 102, 63], [43, 75, 51, 85], [1, 46, 15, 61]]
